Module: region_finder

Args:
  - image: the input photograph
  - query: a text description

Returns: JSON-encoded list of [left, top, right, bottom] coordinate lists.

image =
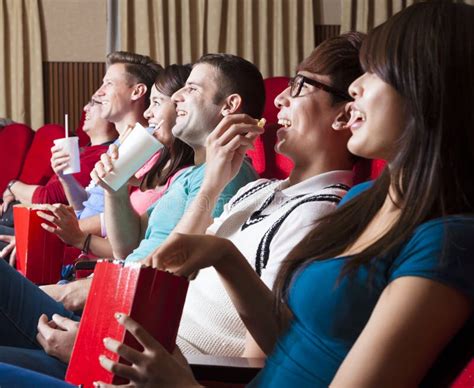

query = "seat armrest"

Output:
[[186, 354, 264, 384], [74, 260, 98, 271]]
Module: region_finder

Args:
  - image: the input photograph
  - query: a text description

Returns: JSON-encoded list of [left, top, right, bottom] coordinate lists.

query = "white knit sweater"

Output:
[[177, 170, 354, 356]]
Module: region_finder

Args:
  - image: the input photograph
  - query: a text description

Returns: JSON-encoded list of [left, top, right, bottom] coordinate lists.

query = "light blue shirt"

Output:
[[126, 160, 259, 262], [77, 184, 104, 220], [76, 139, 119, 220]]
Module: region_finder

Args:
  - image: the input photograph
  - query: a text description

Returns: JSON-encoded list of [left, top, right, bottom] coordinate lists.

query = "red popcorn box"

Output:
[[13, 204, 65, 285], [65, 260, 189, 387]]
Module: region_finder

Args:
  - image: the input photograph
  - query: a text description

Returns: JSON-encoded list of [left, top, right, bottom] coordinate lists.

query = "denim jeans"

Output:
[[0, 258, 80, 378], [0, 362, 74, 387]]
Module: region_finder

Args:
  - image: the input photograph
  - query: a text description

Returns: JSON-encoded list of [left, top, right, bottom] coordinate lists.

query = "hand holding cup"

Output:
[[52, 137, 81, 175], [90, 144, 120, 192], [95, 123, 163, 192], [50, 144, 71, 177]]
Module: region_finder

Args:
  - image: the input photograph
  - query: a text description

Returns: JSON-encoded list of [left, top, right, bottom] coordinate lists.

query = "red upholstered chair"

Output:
[[18, 124, 66, 185], [0, 123, 34, 193], [353, 158, 386, 184], [75, 111, 89, 147], [451, 358, 474, 388], [247, 76, 294, 179]]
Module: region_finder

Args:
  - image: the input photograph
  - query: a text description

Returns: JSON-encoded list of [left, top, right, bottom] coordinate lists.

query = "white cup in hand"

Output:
[[101, 123, 163, 191], [53, 137, 81, 175]]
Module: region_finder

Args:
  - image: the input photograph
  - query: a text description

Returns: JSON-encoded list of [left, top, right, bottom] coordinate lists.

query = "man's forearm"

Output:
[[58, 175, 88, 210], [10, 181, 39, 204], [86, 235, 114, 258], [104, 189, 144, 259], [64, 277, 93, 312], [172, 187, 220, 236], [78, 215, 102, 235]]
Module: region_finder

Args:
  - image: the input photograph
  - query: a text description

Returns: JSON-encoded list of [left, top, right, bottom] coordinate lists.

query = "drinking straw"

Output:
[[65, 113, 69, 138]]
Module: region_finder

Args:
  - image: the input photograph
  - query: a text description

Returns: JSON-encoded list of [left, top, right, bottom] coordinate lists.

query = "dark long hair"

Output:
[[140, 64, 195, 190], [274, 2, 474, 319]]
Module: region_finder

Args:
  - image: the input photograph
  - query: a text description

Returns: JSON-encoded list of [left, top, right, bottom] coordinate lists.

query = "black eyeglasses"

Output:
[[289, 74, 351, 101]]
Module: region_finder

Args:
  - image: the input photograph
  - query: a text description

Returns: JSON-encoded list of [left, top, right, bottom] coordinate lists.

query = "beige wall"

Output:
[[40, 0, 107, 62], [39, 0, 341, 63]]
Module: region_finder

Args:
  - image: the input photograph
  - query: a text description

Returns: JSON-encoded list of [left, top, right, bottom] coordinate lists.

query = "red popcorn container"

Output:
[[13, 204, 65, 285], [65, 260, 189, 387]]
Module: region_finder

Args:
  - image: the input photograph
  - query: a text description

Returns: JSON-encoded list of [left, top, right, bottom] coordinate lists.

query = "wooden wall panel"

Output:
[[315, 25, 341, 47], [43, 62, 105, 132]]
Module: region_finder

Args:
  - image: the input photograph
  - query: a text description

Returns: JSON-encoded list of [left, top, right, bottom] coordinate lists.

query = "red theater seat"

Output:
[[75, 111, 89, 147], [18, 124, 65, 185], [353, 158, 386, 184], [0, 123, 34, 194], [247, 76, 293, 179], [451, 358, 474, 388]]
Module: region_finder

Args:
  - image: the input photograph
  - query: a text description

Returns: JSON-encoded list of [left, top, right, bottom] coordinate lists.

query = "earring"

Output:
[[331, 121, 342, 130]]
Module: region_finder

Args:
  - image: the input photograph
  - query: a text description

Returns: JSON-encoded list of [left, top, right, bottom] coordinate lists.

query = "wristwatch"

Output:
[[6, 179, 17, 195]]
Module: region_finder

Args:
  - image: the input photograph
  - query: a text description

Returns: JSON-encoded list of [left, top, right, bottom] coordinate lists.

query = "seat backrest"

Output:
[[451, 358, 474, 388], [18, 124, 65, 185], [75, 110, 89, 147], [353, 158, 386, 184], [247, 76, 294, 179], [0, 123, 34, 193]]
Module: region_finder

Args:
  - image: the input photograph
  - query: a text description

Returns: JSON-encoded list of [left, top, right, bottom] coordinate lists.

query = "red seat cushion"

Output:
[[0, 123, 34, 193], [18, 124, 66, 185]]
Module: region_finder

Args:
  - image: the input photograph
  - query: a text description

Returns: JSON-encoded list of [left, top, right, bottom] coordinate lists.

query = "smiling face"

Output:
[[274, 71, 352, 166], [94, 63, 135, 124], [171, 63, 225, 148], [346, 72, 407, 161], [143, 84, 177, 148], [82, 100, 106, 132]]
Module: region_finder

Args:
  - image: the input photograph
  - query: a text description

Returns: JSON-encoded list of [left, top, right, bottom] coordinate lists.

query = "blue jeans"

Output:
[[0, 258, 80, 378], [0, 363, 74, 387]]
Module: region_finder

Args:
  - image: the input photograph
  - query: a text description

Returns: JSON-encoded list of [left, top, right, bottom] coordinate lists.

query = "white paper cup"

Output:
[[53, 137, 81, 175], [102, 123, 163, 191]]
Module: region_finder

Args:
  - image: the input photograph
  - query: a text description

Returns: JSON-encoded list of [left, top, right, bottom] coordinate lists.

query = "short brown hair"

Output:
[[195, 53, 265, 119], [106, 51, 163, 106]]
